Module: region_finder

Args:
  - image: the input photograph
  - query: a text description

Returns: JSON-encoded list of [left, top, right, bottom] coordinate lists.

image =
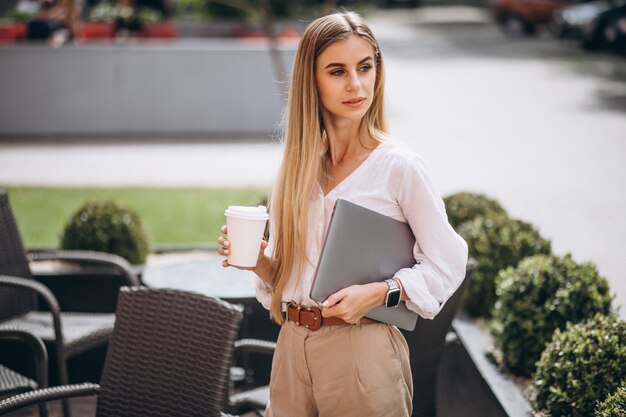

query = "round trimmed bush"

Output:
[[596, 384, 626, 417], [457, 214, 551, 317], [61, 199, 150, 265], [443, 192, 508, 229], [531, 314, 626, 417], [491, 254, 612, 376]]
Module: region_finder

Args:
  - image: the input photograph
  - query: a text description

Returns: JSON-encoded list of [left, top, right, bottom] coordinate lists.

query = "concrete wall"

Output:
[[0, 41, 296, 136]]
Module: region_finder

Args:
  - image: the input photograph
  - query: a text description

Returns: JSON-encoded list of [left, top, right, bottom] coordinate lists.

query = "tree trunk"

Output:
[[210, 0, 288, 99], [259, 0, 287, 98], [65, 0, 77, 40], [324, 0, 338, 13]]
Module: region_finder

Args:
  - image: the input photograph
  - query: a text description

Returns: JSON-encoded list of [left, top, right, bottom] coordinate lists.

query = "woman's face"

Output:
[[315, 35, 377, 125]]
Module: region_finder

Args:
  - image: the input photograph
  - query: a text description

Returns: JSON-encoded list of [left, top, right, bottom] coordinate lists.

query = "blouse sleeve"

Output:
[[253, 215, 274, 310], [393, 154, 468, 319]]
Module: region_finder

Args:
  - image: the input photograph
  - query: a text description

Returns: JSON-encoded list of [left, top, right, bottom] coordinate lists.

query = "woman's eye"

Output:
[[330, 69, 345, 76], [359, 65, 372, 72]]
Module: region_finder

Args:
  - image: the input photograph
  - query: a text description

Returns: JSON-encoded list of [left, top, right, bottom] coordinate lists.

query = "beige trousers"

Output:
[[265, 320, 413, 417]]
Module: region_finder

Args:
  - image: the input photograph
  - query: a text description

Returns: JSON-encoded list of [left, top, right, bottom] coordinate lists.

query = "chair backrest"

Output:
[[0, 192, 36, 320], [402, 262, 474, 356], [400, 262, 475, 417], [96, 287, 243, 417]]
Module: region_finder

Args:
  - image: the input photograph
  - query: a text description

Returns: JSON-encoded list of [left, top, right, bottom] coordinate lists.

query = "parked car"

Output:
[[613, 14, 626, 54], [604, 4, 626, 52], [493, 0, 586, 36], [554, 0, 626, 49], [378, 0, 420, 7]]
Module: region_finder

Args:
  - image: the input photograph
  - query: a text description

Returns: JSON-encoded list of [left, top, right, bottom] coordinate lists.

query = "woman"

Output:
[[218, 11, 468, 417]]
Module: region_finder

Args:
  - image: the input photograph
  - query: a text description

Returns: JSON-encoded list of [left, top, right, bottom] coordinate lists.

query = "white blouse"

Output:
[[253, 140, 469, 320]]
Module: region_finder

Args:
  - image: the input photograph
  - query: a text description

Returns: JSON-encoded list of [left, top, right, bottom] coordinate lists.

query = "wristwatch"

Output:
[[384, 278, 402, 308]]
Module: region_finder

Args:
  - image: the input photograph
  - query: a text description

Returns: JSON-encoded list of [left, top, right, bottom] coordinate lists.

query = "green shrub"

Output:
[[596, 384, 626, 417], [457, 214, 551, 317], [89, 3, 126, 22], [491, 254, 613, 377], [531, 314, 626, 417], [2, 10, 33, 22], [205, 2, 248, 19], [443, 192, 508, 229], [137, 7, 163, 24], [60, 199, 150, 264]]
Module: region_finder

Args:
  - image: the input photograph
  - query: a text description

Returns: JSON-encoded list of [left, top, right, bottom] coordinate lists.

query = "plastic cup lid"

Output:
[[224, 205, 269, 220]]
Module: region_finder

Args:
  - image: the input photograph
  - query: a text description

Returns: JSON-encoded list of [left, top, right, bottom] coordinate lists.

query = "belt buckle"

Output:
[[290, 303, 322, 331]]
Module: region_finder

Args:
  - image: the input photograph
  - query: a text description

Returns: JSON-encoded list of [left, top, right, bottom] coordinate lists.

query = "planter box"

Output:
[[0, 22, 26, 43], [74, 21, 179, 42], [75, 21, 116, 39], [0, 21, 179, 43], [140, 22, 178, 38], [436, 315, 534, 417]]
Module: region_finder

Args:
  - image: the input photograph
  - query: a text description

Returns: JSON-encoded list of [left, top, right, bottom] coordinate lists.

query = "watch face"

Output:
[[386, 289, 401, 307]]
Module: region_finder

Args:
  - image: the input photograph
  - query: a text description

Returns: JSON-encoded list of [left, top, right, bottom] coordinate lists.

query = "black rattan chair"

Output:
[[0, 286, 244, 417], [0, 329, 48, 417], [228, 262, 475, 417], [0, 191, 140, 417], [400, 260, 475, 417], [227, 339, 276, 415]]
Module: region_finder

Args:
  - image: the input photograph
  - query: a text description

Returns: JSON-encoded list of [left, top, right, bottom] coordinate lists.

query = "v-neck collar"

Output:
[[322, 142, 383, 198]]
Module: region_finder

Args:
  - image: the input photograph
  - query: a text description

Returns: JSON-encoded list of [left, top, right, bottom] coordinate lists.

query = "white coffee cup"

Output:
[[224, 205, 269, 267]]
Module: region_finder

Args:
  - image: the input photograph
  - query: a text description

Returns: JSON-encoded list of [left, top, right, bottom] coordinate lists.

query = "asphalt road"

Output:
[[1, 6, 625, 318]]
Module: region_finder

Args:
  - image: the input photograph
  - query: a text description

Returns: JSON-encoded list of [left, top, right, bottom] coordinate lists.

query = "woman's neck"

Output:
[[324, 119, 376, 166]]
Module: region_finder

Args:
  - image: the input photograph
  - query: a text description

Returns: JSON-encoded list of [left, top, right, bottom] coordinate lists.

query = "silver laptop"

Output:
[[310, 199, 419, 331]]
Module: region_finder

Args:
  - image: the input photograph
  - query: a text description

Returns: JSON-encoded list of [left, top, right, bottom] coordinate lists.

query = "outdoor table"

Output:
[[141, 259, 256, 300]]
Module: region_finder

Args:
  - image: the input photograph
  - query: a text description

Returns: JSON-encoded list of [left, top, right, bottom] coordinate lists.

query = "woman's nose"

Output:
[[346, 70, 361, 91]]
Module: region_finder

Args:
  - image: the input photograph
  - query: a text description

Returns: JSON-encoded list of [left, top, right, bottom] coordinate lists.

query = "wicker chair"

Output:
[[227, 339, 276, 415], [0, 191, 140, 417], [0, 329, 48, 417], [0, 286, 244, 417], [228, 262, 475, 417], [400, 260, 475, 417]]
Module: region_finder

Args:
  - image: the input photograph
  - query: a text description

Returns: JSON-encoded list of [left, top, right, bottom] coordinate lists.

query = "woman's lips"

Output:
[[342, 97, 366, 108]]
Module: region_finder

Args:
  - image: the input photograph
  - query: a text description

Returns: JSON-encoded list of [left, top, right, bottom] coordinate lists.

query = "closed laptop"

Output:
[[310, 199, 419, 331]]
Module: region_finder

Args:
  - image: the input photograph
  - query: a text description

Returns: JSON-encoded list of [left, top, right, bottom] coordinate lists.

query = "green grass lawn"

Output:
[[3, 187, 269, 249]]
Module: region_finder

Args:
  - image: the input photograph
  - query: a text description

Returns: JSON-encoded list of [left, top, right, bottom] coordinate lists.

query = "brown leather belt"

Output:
[[285, 302, 378, 331]]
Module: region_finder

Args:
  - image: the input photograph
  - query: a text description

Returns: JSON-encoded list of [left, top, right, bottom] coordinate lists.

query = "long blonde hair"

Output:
[[268, 11, 388, 323]]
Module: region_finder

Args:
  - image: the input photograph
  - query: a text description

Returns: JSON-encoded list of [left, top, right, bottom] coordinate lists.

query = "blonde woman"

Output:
[[218, 11, 468, 417]]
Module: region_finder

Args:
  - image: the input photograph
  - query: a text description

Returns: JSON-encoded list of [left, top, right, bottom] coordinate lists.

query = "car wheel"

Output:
[[523, 20, 537, 36], [615, 18, 626, 55], [581, 27, 604, 50], [604, 15, 626, 54], [501, 15, 535, 37], [547, 21, 563, 38]]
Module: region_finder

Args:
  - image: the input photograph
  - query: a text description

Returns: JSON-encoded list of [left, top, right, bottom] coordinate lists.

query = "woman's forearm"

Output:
[[253, 254, 274, 285]]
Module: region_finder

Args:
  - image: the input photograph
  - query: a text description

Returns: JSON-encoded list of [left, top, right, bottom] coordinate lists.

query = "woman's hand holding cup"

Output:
[[219, 205, 269, 273], [218, 225, 267, 271]]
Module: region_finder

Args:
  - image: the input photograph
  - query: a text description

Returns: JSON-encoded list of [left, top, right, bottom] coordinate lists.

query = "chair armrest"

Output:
[[28, 250, 141, 287], [0, 275, 61, 317], [0, 382, 100, 415], [0, 275, 65, 364], [0, 330, 48, 389], [234, 339, 276, 356]]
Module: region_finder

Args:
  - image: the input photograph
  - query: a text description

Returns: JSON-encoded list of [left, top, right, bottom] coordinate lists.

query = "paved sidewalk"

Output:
[[0, 138, 281, 187]]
